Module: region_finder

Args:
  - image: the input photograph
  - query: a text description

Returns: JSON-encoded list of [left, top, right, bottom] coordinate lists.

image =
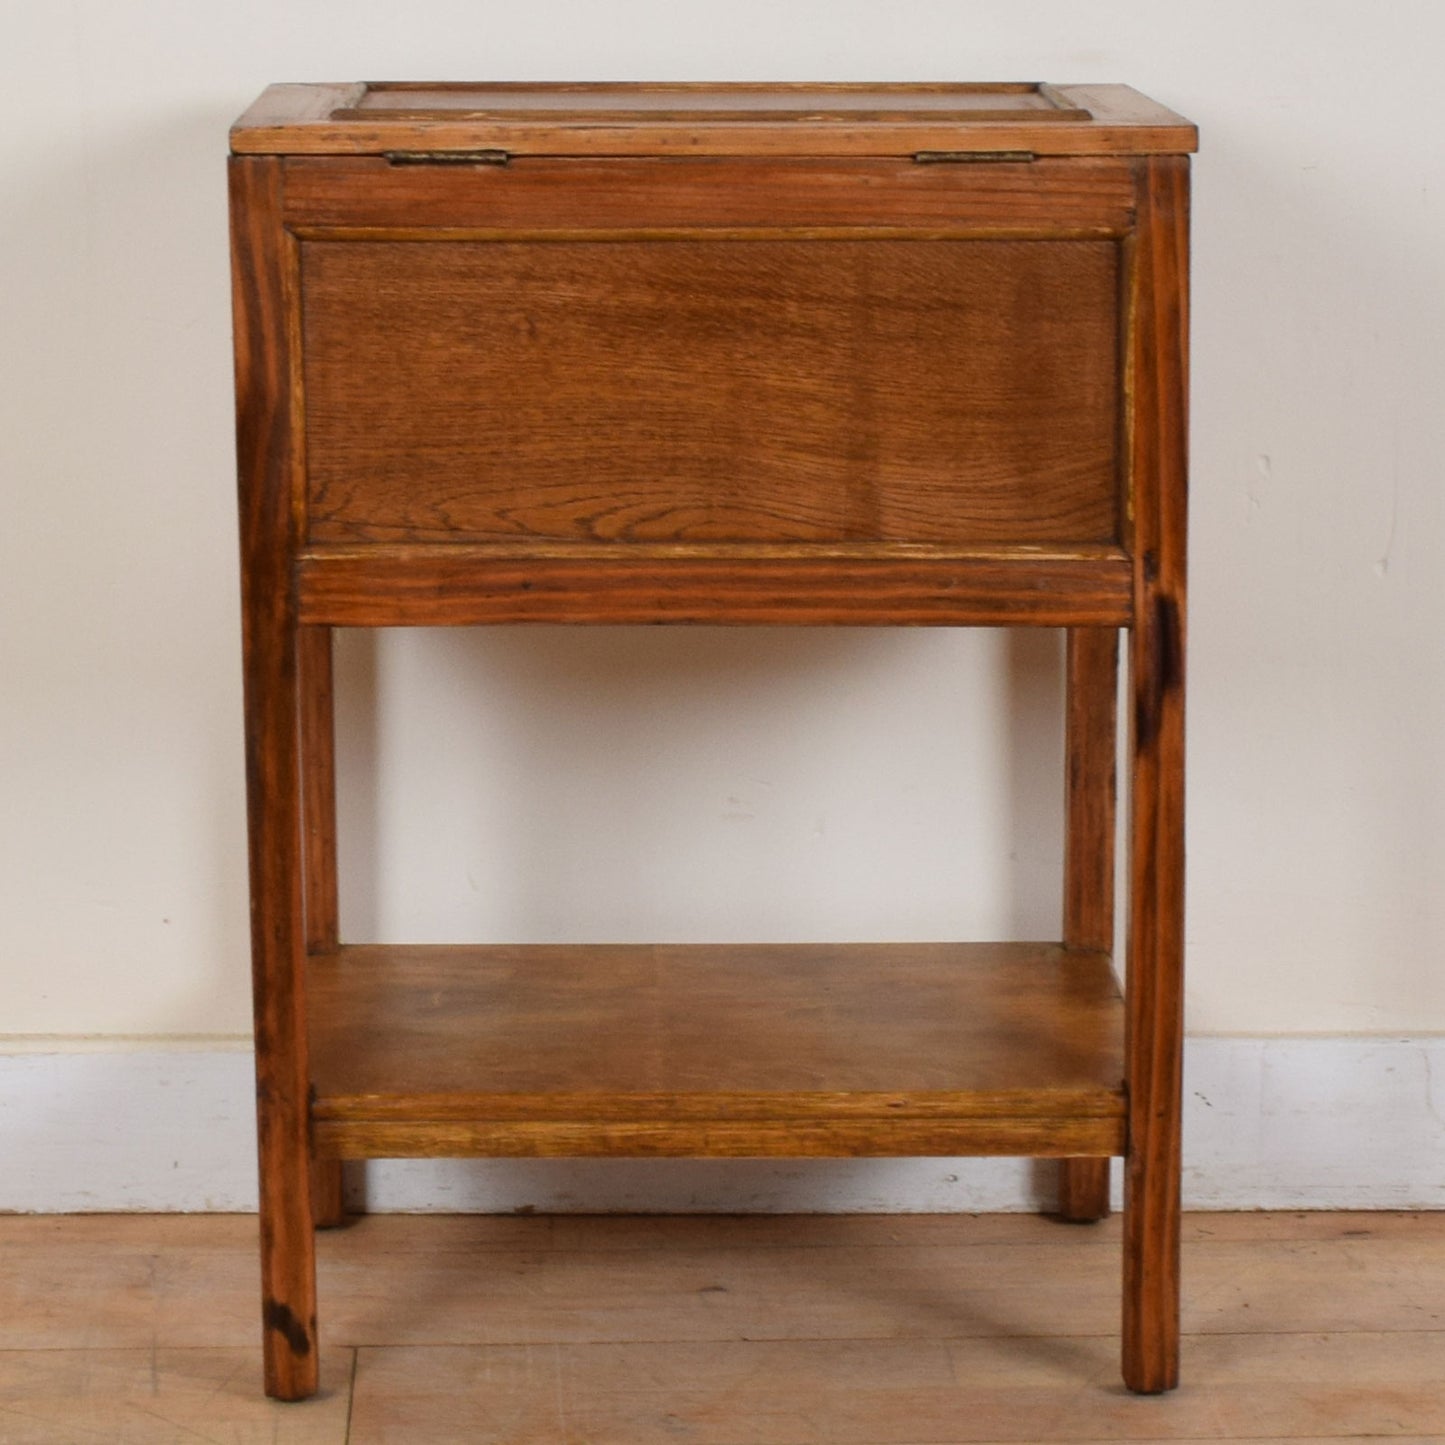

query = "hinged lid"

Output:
[[230, 82, 1197, 157]]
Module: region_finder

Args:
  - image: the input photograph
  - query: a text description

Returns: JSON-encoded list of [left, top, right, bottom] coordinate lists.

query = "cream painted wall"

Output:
[[2, 1, 1442, 1040]]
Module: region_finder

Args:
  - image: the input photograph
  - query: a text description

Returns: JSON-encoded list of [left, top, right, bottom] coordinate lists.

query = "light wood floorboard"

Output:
[[0, 1212, 1439, 1441], [347, 1332, 1445, 1443], [0, 1348, 353, 1444]]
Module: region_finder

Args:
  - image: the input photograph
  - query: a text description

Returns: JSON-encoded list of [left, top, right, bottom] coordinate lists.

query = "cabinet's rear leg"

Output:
[[310, 1158, 347, 1230], [1056, 627, 1119, 1223], [1058, 1157, 1112, 1223], [300, 625, 351, 1231]]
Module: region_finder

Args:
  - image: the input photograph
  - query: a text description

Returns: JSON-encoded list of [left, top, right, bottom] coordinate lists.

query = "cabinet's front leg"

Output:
[[244, 603, 319, 1398], [1058, 627, 1119, 1223], [299, 625, 348, 1230], [1121, 585, 1185, 1393], [1121, 152, 1189, 1396], [233, 154, 319, 1400]]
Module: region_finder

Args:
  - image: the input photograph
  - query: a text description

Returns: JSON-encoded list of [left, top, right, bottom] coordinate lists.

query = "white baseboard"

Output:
[[1, 1037, 1441, 1213]]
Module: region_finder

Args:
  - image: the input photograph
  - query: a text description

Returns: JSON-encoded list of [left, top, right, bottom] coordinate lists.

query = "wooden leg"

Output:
[[310, 1156, 347, 1231], [300, 625, 340, 958], [233, 155, 319, 1401], [1121, 154, 1189, 1396], [1058, 1156, 1112, 1224], [1121, 589, 1185, 1393], [1057, 627, 1119, 1223], [243, 604, 319, 1399], [299, 625, 349, 1230]]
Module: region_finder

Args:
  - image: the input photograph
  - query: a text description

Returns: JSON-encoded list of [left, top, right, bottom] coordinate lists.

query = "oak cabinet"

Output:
[[228, 81, 1194, 1400]]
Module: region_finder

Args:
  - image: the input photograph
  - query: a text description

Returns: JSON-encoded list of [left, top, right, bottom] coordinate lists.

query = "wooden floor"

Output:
[[0, 1211, 1441, 1443]]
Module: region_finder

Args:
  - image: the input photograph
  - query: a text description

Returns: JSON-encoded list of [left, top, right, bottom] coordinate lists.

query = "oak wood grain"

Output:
[[1057, 1155, 1112, 1224], [306, 943, 1125, 1160], [300, 237, 1121, 550], [229, 82, 1193, 1400], [298, 626, 347, 1229], [1121, 153, 1190, 1395], [231, 81, 1197, 157], [1064, 629, 1120, 957], [229, 154, 318, 1400], [281, 155, 1138, 235], [232, 81, 365, 134], [1057, 627, 1121, 1223], [344, 80, 1094, 121], [316, 1117, 1125, 1160], [298, 625, 338, 955], [295, 545, 1134, 628]]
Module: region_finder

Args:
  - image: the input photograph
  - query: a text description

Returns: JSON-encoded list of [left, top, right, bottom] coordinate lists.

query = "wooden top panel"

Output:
[[351, 82, 1093, 120], [231, 82, 1196, 156]]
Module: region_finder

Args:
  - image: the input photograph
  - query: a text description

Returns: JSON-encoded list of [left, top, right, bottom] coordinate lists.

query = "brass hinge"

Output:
[[912, 150, 1036, 164], [383, 149, 511, 166]]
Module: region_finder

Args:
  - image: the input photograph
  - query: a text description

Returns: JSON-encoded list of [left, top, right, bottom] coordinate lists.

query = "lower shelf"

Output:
[[306, 942, 1125, 1160]]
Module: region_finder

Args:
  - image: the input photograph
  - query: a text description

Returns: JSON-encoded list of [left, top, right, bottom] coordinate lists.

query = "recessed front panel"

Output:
[[300, 236, 1120, 548]]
